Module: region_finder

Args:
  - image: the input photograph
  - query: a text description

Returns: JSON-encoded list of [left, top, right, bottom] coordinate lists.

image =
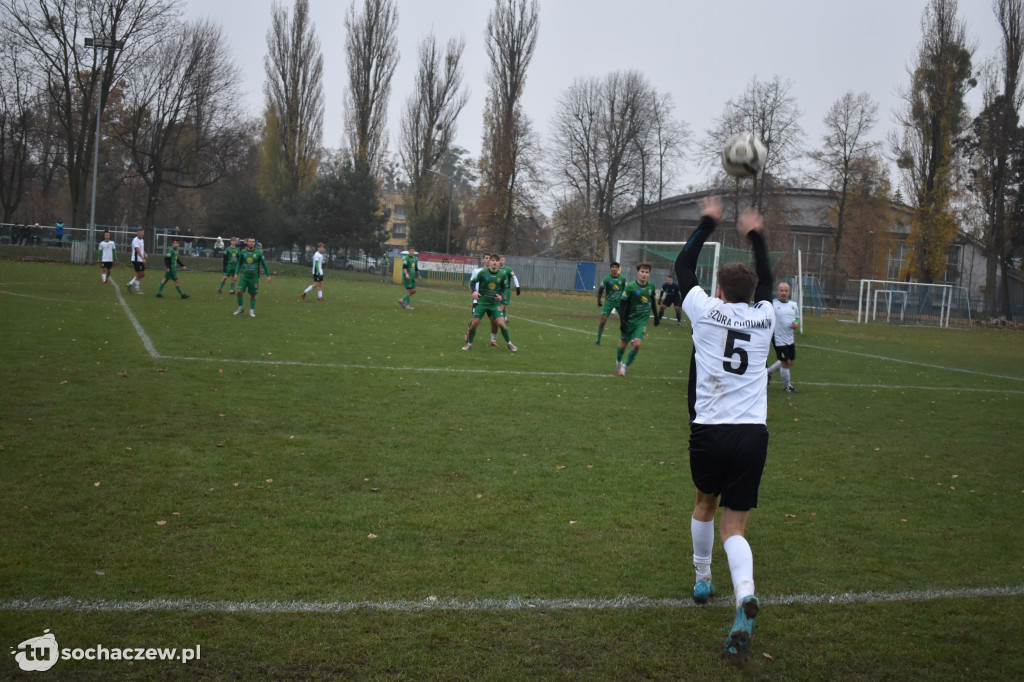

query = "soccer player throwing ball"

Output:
[[675, 195, 775, 658], [234, 237, 271, 317], [615, 262, 660, 376], [463, 254, 517, 352]]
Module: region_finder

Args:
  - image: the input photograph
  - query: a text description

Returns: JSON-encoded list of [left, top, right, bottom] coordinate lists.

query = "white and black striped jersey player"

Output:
[[673, 196, 775, 657]]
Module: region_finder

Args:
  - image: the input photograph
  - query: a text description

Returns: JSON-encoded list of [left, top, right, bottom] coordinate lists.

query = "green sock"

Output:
[[501, 328, 510, 342], [597, 327, 604, 342], [626, 348, 638, 366], [467, 328, 476, 344], [250, 299, 256, 311], [616, 347, 625, 362], [237, 294, 243, 307], [175, 285, 183, 296], [157, 283, 164, 294]]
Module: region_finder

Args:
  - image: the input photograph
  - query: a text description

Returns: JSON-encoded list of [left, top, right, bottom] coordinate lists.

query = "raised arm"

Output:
[[675, 196, 722, 292], [737, 208, 773, 302]]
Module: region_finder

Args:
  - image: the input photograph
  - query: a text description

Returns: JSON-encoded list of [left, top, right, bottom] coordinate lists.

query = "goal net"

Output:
[[615, 241, 721, 295], [835, 279, 973, 329]]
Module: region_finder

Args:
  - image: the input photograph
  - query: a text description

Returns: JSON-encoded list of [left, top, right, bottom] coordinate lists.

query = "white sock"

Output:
[[723, 535, 755, 606], [128, 277, 136, 287], [317, 291, 322, 299], [304, 285, 313, 294], [781, 368, 791, 387], [101, 274, 107, 282], [767, 361, 781, 375], [491, 333, 497, 342], [691, 517, 714, 580]]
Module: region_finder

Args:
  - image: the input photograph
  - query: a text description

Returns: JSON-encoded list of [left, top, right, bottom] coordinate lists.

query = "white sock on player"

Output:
[[317, 291, 322, 299], [691, 517, 714, 580], [304, 285, 313, 294], [724, 534, 755, 607], [767, 361, 781, 375], [781, 368, 791, 387]]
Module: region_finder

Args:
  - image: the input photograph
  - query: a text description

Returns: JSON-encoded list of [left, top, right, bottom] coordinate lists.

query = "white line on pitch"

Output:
[[3, 585, 1021, 614], [803, 344, 1024, 382], [113, 278, 160, 358]]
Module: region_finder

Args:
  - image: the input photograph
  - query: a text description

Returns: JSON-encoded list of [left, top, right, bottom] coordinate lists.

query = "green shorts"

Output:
[[163, 270, 178, 282], [403, 277, 417, 290], [473, 298, 504, 320], [620, 320, 647, 342], [601, 298, 621, 317], [237, 275, 259, 295], [224, 264, 239, 277]]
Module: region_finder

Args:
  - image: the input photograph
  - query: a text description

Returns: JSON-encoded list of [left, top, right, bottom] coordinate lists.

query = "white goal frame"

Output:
[[851, 279, 968, 328], [615, 240, 721, 295]]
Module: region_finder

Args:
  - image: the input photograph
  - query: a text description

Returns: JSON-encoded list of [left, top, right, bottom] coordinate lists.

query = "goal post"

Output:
[[614, 240, 721, 295], [836, 279, 973, 329]]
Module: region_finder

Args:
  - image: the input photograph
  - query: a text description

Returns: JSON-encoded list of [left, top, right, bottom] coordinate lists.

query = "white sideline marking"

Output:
[[112, 288, 1024, 393], [803, 344, 1024, 383], [3, 585, 1022, 614], [113, 278, 160, 358]]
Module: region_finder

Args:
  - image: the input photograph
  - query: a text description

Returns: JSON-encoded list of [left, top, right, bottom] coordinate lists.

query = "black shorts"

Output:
[[773, 343, 796, 362], [101, 261, 113, 269], [132, 261, 145, 273], [689, 423, 768, 512], [661, 296, 681, 307], [313, 274, 324, 283]]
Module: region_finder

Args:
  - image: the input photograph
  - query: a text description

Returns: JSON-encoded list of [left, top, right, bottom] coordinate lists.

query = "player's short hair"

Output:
[[666, 275, 674, 280], [636, 262, 651, 271], [491, 253, 502, 260], [610, 261, 619, 268], [317, 242, 324, 248], [718, 262, 758, 303], [483, 252, 491, 259]]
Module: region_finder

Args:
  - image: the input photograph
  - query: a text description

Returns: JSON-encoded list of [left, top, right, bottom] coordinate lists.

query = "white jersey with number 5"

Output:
[[683, 286, 776, 425]]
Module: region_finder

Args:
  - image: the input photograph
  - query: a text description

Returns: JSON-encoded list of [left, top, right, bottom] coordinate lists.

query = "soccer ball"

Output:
[[721, 132, 767, 177]]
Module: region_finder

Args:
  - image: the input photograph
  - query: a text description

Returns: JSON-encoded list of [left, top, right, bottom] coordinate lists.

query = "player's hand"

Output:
[[737, 208, 764, 237], [699, 195, 723, 222], [516, 287, 520, 295], [597, 299, 602, 307], [266, 277, 272, 283]]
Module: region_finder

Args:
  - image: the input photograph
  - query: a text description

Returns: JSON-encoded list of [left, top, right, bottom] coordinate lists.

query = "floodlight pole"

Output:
[[84, 36, 124, 265], [428, 168, 453, 255]]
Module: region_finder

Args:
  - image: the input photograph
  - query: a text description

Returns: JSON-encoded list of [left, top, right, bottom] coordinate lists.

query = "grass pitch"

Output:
[[1, 260, 1022, 680]]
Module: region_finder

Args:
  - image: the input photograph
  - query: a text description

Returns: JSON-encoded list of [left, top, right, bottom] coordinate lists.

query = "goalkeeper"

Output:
[[658, 274, 683, 327]]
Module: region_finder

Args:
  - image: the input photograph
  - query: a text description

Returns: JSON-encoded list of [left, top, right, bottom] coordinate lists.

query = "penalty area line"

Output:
[[2, 585, 1022, 614]]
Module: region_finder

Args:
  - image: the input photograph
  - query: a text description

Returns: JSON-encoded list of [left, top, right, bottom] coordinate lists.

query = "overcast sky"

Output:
[[182, 0, 1004, 192]]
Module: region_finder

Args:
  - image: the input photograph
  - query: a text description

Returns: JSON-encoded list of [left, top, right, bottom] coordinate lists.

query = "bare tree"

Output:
[[700, 75, 804, 213], [808, 91, 879, 272], [549, 71, 657, 258], [0, 42, 36, 222], [479, 0, 539, 253], [4, 0, 177, 232], [398, 32, 468, 250], [891, 0, 974, 283], [634, 91, 689, 240], [261, 0, 324, 207], [344, 0, 398, 175], [112, 19, 245, 230]]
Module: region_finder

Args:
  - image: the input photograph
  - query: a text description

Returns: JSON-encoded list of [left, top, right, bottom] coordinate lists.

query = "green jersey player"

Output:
[[219, 237, 242, 293], [399, 247, 420, 309], [615, 262, 660, 376], [234, 237, 271, 317], [463, 253, 517, 352], [596, 261, 627, 346], [155, 239, 190, 299]]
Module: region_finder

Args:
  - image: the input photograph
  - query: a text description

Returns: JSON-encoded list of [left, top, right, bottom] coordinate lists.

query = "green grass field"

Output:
[[1, 260, 1022, 680]]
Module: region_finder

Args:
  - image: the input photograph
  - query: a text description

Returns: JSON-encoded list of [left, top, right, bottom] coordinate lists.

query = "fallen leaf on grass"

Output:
[[555, 465, 566, 470], [367, 533, 378, 539], [95, 571, 105, 576], [94, 482, 100, 487], [784, 514, 797, 519], [156, 520, 166, 526], [763, 653, 773, 660]]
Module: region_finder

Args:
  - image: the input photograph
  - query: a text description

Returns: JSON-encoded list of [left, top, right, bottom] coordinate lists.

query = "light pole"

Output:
[[427, 168, 453, 255], [84, 36, 124, 264]]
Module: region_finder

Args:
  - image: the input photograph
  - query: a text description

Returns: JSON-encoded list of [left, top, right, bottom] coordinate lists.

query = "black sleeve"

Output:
[[674, 215, 717, 293], [164, 254, 171, 268], [596, 284, 604, 304], [748, 231, 773, 302], [618, 297, 631, 332], [223, 252, 228, 268]]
